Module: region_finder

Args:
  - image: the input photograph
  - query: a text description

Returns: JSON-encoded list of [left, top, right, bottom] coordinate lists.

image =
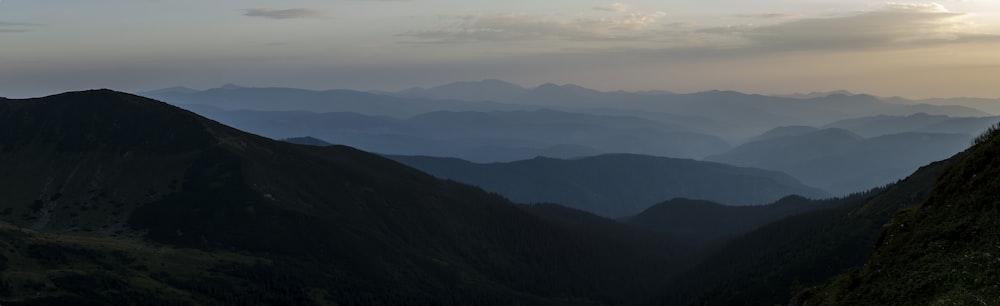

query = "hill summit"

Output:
[[0, 89, 682, 304]]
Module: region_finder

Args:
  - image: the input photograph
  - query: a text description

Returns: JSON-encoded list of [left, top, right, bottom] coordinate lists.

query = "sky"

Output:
[[1, 0, 1000, 99]]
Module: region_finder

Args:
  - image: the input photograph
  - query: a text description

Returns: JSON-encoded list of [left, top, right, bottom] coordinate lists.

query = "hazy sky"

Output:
[[2, 0, 999, 98]]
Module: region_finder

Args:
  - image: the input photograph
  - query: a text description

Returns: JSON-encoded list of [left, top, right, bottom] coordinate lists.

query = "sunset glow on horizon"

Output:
[[1, 0, 999, 99]]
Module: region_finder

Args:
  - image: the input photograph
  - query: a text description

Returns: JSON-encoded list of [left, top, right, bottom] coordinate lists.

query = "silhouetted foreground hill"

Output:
[[798, 124, 1000, 305], [389, 154, 828, 218], [0, 90, 684, 305]]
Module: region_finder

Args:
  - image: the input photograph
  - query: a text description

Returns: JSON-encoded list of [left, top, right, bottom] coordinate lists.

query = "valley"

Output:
[[1, 87, 996, 305]]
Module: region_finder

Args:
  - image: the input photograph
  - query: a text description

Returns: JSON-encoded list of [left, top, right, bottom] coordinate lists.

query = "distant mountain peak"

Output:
[[434, 79, 525, 90], [531, 82, 601, 95], [479, 78, 522, 86], [778, 90, 857, 99], [139, 86, 200, 96]]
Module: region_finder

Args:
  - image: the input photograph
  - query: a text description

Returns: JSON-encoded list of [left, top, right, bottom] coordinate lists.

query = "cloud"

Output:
[[401, 10, 667, 43], [400, 2, 1000, 61], [730, 3, 980, 52], [594, 3, 631, 13], [0, 22, 42, 33], [243, 8, 326, 20], [733, 13, 796, 20]]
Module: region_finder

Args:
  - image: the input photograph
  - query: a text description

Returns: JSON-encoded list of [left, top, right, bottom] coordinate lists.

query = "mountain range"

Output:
[[142, 80, 990, 142], [391, 80, 989, 136], [141, 81, 993, 195], [177, 105, 729, 162], [822, 112, 1000, 138], [707, 127, 972, 194]]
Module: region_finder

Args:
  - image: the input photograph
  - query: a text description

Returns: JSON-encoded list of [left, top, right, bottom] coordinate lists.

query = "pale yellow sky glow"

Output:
[[0, 0, 998, 98]]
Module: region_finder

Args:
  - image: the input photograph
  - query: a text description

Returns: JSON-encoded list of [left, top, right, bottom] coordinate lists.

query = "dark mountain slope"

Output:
[[656, 155, 954, 306], [800, 124, 1000, 305], [389, 154, 828, 218], [628, 195, 840, 246], [0, 90, 682, 305]]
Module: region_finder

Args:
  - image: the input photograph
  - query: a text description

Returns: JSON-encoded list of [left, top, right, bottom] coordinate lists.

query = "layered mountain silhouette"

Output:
[[0, 90, 687, 304], [707, 128, 972, 194], [177, 105, 729, 162], [4, 87, 998, 306], [388, 154, 829, 218], [143, 81, 988, 143], [391, 80, 987, 138], [141, 84, 528, 118], [824, 112, 1000, 138]]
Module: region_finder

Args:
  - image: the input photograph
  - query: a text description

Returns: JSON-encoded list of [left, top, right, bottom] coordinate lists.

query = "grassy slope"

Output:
[[801, 125, 1000, 305], [0, 221, 272, 305]]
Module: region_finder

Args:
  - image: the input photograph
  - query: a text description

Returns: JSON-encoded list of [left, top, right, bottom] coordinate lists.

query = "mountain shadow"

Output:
[[628, 195, 841, 247], [389, 154, 829, 218]]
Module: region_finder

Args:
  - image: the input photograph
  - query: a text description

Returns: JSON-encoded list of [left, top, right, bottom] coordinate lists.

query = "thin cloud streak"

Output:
[[0, 21, 42, 33], [400, 11, 668, 43], [594, 3, 632, 13], [244, 8, 326, 20]]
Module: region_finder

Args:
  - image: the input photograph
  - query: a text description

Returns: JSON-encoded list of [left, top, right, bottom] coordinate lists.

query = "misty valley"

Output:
[[0, 82, 998, 305]]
